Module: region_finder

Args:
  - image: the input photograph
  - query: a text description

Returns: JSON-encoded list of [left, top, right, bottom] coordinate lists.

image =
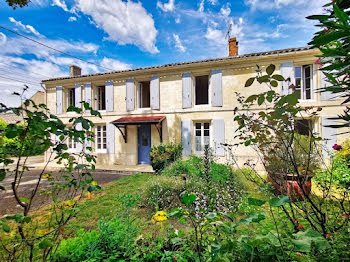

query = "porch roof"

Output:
[[111, 115, 165, 125]]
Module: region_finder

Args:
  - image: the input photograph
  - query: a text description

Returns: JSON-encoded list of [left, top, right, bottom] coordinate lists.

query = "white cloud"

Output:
[[173, 34, 186, 52], [175, 17, 181, 24], [74, 0, 159, 54], [100, 57, 132, 71], [68, 16, 77, 22], [51, 0, 68, 11], [9, 17, 40, 36], [198, 0, 204, 12], [157, 0, 175, 12], [208, 0, 217, 5], [220, 4, 231, 17], [0, 33, 6, 45]]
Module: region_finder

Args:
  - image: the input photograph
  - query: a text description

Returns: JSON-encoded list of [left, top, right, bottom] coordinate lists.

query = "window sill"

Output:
[[95, 149, 107, 154]]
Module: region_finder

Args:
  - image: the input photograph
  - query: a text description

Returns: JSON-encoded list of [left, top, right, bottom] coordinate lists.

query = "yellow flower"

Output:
[[152, 211, 168, 223]]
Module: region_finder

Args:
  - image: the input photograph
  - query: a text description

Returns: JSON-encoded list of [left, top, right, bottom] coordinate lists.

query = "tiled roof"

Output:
[[42, 46, 316, 82], [111, 116, 165, 125]]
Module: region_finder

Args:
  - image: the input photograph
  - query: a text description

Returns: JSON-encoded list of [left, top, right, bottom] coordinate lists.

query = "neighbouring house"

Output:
[[42, 38, 348, 168], [0, 90, 45, 124]]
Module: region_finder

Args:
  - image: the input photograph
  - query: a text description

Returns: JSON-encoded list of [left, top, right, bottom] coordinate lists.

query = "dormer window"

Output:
[[295, 65, 312, 100]]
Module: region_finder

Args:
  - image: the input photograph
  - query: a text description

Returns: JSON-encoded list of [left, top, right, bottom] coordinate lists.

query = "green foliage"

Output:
[[52, 215, 138, 262], [5, 0, 30, 9], [307, 1, 350, 129], [150, 143, 183, 174]]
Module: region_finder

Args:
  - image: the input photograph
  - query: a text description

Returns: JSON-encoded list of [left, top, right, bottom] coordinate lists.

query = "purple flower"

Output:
[[332, 144, 342, 151]]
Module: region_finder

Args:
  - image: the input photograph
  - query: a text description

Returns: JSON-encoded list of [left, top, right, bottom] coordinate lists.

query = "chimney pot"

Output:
[[69, 64, 81, 77], [228, 37, 238, 57]]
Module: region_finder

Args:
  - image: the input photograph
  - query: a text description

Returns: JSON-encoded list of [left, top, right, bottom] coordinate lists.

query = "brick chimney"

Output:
[[228, 37, 238, 57], [69, 64, 81, 77]]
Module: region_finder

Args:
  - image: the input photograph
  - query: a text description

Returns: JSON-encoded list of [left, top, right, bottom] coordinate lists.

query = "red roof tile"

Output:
[[111, 116, 165, 125]]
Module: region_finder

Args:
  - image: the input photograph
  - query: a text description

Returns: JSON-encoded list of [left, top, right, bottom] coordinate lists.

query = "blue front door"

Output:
[[138, 125, 151, 164]]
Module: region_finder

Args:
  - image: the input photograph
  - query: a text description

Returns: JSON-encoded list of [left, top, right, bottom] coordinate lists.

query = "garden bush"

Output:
[[52, 215, 138, 262], [149, 143, 182, 174]]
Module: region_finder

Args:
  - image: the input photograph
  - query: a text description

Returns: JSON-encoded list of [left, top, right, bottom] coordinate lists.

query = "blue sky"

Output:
[[0, 0, 328, 106]]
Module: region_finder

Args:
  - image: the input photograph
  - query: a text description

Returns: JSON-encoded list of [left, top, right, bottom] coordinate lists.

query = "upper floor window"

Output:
[[194, 122, 210, 154], [195, 75, 209, 105], [96, 125, 106, 151], [295, 65, 312, 100], [138, 81, 150, 108], [67, 88, 75, 108], [96, 86, 106, 110]]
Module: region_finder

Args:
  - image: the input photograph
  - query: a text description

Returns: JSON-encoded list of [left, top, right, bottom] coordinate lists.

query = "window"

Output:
[[295, 65, 312, 100], [295, 119, 314, 136], [96, 125, 107, 151], [138, 81, 150, 108], [194, 122, 210, 153], [67, 137, 76, 150], [96, 86, 106, 110], [67, 88, 75, 108], [195, 75, 209, 105]]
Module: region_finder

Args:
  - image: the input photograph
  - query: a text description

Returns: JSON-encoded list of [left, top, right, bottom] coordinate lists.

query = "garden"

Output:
[[0, 1, 350, 261]]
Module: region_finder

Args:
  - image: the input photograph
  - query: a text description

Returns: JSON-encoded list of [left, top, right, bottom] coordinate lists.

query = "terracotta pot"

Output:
[[267, 173, 313, 201]]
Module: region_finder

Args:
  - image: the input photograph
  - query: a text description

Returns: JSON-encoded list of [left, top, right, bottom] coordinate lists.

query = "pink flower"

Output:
[[298, 253, 303, 258], [327, 234, 331, 238], [332, 144, 342, 151], [315, 58, 324, 68], [294, 218, 299, 223]]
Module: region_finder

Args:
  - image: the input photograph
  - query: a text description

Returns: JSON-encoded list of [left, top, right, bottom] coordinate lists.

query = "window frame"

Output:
[[137, 81, 151, 109], [294, 64, 314, 101], [95, 125, 107, 153], [294, 118, 319, 137], [194, 75, 210, 106], [67, 136, 76, 151], [96, 86, 106, 111], [193, 121, 211, 154], [67, 88, 75, 109]]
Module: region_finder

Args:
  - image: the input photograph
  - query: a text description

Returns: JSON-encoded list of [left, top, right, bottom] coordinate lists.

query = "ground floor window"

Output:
[[67, 136, 76, 150], [295, 119, 315, 136], [194, 122, 210, 154], [96, 125, 107, 151]]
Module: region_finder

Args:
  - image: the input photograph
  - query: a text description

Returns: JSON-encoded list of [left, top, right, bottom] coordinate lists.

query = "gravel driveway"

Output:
[[0, 168, 130, 217]]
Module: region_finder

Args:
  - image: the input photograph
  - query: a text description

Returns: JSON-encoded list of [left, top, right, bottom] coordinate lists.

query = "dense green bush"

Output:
[[149, 143, 182, 174], [0, 119, 48, 156], [52, 215, 138, 262], [162, 155, 233, 183]]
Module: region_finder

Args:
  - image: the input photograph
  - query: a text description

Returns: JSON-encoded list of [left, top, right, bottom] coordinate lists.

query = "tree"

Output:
[[5, 0, 30, 9], [307, 0, 350, 130]]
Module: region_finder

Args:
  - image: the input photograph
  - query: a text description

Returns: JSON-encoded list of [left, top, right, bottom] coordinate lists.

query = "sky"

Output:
[[0, 0, 328, 106]]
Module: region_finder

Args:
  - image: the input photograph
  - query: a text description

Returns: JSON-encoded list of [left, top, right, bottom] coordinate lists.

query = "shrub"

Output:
[[150, 143, 183, 174], [52, 215, 138, 262]]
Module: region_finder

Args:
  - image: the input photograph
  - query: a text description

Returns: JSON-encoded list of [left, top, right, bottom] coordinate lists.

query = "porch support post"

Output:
[[155, 122, 163, 143], [115, 125, 128, 143]]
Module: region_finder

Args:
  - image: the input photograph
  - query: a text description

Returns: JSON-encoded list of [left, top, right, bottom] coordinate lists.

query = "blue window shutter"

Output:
[[84, 83, 92, 107], [106, 80, 114, 112], [280, 62, 293, 95], [182, 73, 192, 109], [150, 76, 160, 109], [126, 79, 135, 111], [75, 122, 82, 152], [211, 70, 223, 107], [181, 120, 191, 155], [322, 116, 337, 158], [56, 86, 63, 115], [320, 71, 336, 101], [75, 84, 82, 108], [213, 119, 225, 156], [106, 123, 115, 154]]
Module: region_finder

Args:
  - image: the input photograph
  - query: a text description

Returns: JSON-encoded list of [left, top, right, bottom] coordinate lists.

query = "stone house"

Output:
[[42, 38, 347, 167]]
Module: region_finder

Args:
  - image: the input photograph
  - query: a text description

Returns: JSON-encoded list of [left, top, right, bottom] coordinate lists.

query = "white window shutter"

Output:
[[75, 84, 82, 108], [150, 76, 160, 110], [56, 86, 63, 115], [84, 83, 92, 107], [181, 120, 191, 155], [75, 122, 82, 152], [211, 70, 223, 107], [106, 123, 115, 154], [280, 62, 293, 96], [320, 71, 336, 101], [106, 80, 114, 112], [126, 79, 135, 111], [322, 116, 337, 158], [182, 73, 192, 109], [213, 119, 225, 156]]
